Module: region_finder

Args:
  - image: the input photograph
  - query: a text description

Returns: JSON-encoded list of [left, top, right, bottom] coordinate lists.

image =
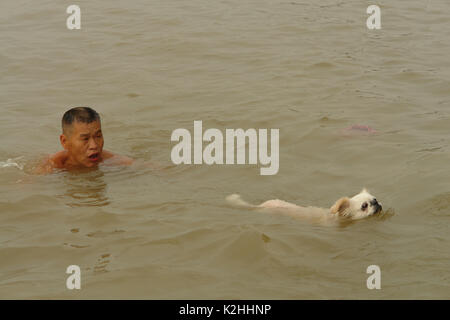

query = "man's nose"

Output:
[[88, 138, 98, 149]]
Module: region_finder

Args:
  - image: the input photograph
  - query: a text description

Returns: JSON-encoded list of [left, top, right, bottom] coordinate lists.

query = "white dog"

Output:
[[226, 189, 382, 225]]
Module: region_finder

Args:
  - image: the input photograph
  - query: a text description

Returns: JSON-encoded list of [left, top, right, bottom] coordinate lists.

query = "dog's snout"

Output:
[[370, 198, 382, 214]]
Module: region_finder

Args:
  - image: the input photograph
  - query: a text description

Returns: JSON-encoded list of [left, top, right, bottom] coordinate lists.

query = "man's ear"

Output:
[[60, 134, 68, 150], [330, 197, 350, 215]]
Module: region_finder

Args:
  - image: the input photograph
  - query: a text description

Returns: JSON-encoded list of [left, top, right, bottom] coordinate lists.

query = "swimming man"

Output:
[[35, 107, 133, 174]]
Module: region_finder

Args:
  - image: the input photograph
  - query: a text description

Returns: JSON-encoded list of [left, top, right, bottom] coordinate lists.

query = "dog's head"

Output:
[[330, 188, 382, 219]]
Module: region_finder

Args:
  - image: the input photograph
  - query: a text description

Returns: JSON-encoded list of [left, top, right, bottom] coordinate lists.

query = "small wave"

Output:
[[0, 157, 24, 170]]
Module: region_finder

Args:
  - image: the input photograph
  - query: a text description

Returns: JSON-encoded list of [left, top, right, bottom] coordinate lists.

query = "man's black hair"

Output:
[[62, 107, 100, 135]]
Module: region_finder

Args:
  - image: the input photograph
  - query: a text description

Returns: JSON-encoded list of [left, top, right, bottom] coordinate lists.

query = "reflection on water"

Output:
[[58, 168, 110, 207]]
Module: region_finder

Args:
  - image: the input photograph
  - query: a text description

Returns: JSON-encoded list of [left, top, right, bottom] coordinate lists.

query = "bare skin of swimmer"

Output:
[[35, 120, 133, 174]]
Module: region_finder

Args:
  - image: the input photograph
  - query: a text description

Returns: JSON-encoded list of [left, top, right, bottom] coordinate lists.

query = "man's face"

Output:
[[61, 120, 104, 168]]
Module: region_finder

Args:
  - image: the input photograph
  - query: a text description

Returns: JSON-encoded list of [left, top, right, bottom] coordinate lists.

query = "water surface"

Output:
[[1, 0, 449, 299]]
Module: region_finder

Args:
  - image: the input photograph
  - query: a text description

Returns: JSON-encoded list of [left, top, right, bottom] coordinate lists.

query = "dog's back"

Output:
[[226, 194, 340, 225]]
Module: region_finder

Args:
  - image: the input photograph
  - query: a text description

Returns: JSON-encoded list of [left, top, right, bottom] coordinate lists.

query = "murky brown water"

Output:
[[1, 0, 449, 299]]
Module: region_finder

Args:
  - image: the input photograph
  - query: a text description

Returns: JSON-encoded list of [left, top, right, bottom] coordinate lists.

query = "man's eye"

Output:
[[361, 202, 368, 210]]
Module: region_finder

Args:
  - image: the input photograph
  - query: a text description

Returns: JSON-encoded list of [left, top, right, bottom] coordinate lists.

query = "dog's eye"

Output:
[[361, 202, 368, 210]]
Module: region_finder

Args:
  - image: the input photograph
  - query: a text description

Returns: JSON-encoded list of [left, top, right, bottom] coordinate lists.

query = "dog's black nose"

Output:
[[371, 198, 382, 214]]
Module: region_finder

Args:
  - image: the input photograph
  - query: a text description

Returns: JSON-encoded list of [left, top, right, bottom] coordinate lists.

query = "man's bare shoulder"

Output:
[[49, 150, 68, 167], [102, 151, 162, 170], [32, 151, 66, 174], [102, 150, 134, 165]]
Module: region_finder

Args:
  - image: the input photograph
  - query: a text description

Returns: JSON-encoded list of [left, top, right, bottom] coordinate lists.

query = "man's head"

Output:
[[60, 107, 104, 168]]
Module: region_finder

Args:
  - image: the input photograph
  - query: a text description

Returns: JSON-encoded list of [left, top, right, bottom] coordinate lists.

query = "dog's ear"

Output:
[[330, 197, 350, 215], [361, 187, 369, 193]]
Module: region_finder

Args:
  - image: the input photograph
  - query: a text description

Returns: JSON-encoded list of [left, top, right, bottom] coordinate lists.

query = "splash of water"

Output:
[[0, 157, 24, 170]]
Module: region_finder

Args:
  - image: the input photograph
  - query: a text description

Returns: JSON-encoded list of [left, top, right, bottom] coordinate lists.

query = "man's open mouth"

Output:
[[88, 153, 100, 161]]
